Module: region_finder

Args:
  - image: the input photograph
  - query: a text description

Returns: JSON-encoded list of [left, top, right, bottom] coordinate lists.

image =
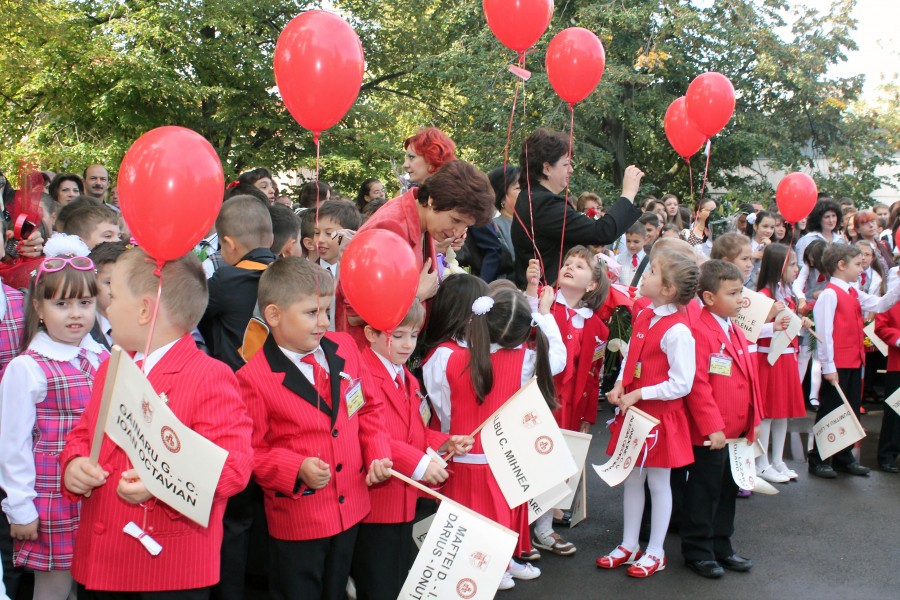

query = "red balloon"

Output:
[[776, 173, 818, 223], [684, 72, 736, 138], [274, 11, 364, 135], [664, 97, 706, 159], [340, 230, 419, 331], [545, 28, 606, 105], [483, 0, 554, 54], [119, 126, 224, 262]]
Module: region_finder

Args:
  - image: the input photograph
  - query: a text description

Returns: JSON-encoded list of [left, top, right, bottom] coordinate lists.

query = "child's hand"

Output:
[[773, 314, 791, 331], [417, 259, 439, 301], [525, 259, 541, 297], [331, 229, 356, 252], [117, 469, 153, 504], [421, 459, 449, 486], [440, 435, 474, 456], [365, 458, 393, 486], [619, 389, 642, 411], [64, 457, 109, 497], [801, 317, 813, 329], [708, 431, 726, 450], [767, 302, 786, 320], [606, 383, 624, 406], [824, 372, 839, 386], [537, 285, 554, 315], [299, 457, 331, 490], [10, 519, 38, 542], [621, 165, 645, 202]]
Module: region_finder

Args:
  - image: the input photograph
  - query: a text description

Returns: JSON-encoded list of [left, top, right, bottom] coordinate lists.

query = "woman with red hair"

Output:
[[403, 127, 457, 186]]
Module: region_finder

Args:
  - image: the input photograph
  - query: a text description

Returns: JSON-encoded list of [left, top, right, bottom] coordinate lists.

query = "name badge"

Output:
[[633, 361, 642, 379], [592, 341, 607, 363], [345, 379, 365, 418], [709, 353, 733, 376], [418, 392, 432, 427]]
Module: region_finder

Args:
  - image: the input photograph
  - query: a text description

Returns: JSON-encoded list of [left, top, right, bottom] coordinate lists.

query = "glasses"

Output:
[[34, 256, 95, 288]]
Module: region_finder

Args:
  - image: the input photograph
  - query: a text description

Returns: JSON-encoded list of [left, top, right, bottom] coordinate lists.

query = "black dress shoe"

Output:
[[879, 463, 900, 474], [833, 462, 870, 476], [717, 554, 753, 572], [809, 463, 837, 479], [686, 560, 724, 579]]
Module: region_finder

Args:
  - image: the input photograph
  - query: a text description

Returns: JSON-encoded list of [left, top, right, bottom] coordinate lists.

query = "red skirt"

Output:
[[606, 398, 693, 468], [756, 351, 806, 419]]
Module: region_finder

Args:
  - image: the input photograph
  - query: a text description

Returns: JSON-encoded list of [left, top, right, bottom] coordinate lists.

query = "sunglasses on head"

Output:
[[34, 256, 95, 288]]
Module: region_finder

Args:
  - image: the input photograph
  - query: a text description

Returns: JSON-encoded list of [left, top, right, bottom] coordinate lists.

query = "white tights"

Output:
[[33, 569, 75, 600], [756, 418, 789, 470], [622, 467, 671, 557]]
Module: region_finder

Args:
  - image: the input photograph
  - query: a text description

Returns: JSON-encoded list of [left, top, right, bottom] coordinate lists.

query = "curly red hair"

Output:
[[404, 127, 457, 173]]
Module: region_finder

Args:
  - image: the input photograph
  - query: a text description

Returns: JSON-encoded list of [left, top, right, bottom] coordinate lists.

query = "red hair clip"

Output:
[[225, 180, 240, 190]]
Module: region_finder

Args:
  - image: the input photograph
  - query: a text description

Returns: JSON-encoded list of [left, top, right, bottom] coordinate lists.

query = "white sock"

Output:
[[621, 469, 647, 552], [534, 511, 554, 539], [756, 419, 772, 471], [771, 419, 788, 466], [810, 359, 822, 399], [645, 468, 672, 558]]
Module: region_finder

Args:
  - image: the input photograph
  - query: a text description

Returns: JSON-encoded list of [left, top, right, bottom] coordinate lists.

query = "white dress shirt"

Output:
[[616, 303, 696, 400], [0, 332, 105, 525], [814, 276, 900, 375], [278, 345, 328, 386]]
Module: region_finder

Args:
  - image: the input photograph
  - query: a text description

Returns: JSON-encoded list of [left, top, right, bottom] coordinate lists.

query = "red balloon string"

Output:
[[314, 133, 322, 316], [557, 103, 575, 287], [502, 55, 524, 193], [517, 55, 547, 287], [698, 139, 712, 201], [687, 159, 694, 205], [141, 260, 165, 375]]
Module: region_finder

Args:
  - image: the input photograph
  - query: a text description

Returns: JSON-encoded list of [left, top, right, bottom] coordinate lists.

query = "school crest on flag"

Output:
[[480, 379, 577, 508], [593, 406, 659, 487], [733, 287, 775, 343], [812, 388, 866, 460]]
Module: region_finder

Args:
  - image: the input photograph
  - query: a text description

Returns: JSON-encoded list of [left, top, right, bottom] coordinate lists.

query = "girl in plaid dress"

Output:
[[0, 234, 107, 599]]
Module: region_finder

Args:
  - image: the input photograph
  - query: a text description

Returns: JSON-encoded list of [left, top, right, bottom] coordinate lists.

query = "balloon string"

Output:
[[313, 132, 322, 339], [502, 54, 524, 193], [557, 103, 575, 286], [142, 263, 164, 375], [518, 54, 546, 287], [688, 159, 694, 206], [699, 139, 712, 200]]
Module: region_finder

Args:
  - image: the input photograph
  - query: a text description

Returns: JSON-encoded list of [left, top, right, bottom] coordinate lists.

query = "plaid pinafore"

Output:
[[14, 347, 105, 570], [0, 285, 25, 378]]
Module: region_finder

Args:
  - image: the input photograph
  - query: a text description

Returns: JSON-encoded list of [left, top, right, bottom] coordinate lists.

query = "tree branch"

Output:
[[366, 86, 450, 116], [361, 71, 412, 90]]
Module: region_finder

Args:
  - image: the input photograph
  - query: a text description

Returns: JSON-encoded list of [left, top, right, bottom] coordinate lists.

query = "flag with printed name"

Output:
[[593, 406, 659, 487], [887, 387, 900, 417], [480, 379, 577, 508], [813, 402, 865, 460], [399, 499, 517, 600]]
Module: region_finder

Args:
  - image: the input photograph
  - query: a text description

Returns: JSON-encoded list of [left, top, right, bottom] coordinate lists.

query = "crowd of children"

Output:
[[0, 145, 898, 600]]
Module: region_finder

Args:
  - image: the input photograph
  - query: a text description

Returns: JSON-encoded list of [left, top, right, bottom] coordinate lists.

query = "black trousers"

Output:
[[808, 367, 862, 468], [878, 371, 900, 465], [270, 525, 358, 600], [76, 586, 210, 600], [680, 445, 738, 562], [351, 522, 414, 600]]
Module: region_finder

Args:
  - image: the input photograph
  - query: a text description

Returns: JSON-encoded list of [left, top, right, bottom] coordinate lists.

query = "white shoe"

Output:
[[758, 465, 789, 483], [498, 572, 515, 591], [508, 560, 541, 580], [773, 462, 798, 480]]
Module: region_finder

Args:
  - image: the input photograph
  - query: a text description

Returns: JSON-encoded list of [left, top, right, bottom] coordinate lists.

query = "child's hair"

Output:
[[54, 196, 99, 231], [487, 279, 517, 293], [298, 181, 331, 209], [362, 199, 386, 223], [88, 241, 128, 268], [821, 243, 861, 277], [661, 223, 681, 237], [368, 299, 425, 333], [698, 259, 743, 295], [855, 240, 887, 294], [710, 232, 751, 261], [61, 204, 118, 240], [24, 255, 98, 348], [117, 248, 207, 331], [216, 195, 274, 250], [563, 245, 609, 310], [638, 212, 660, 228], [625, 222, 646, 237], [465, 287, 556, 407], [803, 238, 828, 272], [258, 256, 334, 316], [748, 210, 775, 240], [299, 209, 317, 249], [268, 204, 301, 254], [421, 273, 489, 356], [40, 193, 61, 222], [237, 167, 273, 188], [649, 236, 695, 260], [224, 182, 268, 204], [315, 199, 362, 231], [654, 251, 700, 304], [756, 243, 795, 301]]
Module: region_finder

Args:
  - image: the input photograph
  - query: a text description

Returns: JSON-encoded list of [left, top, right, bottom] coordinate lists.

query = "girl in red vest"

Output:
[[429, 286, 565, 591], [598, 251, 700, 578], [753, 244, 811, 483]]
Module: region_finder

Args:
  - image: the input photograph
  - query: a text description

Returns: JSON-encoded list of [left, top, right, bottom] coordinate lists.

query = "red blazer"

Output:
[[335, 189, 437, 349], [239, 333, 391, 541], [60, 335, 253, 592], [361, 347, 447, 523], [685, 309, 763, 446], [550, 303, 608, 429], [875, 303, 900, 372]]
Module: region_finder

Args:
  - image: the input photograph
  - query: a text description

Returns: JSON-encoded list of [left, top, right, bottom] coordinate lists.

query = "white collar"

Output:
[[319, 258, 336, 272], [555, 289, 593, 319], [28, 330, 105, 362], [278, 344, 325, 368], [710, 312, 731, 338], [651, 303, 678, 317], [828, 277, 852, 292], [133, 338, 180, 374], [0, 284, 7, 321], [373, 350, 404, 381], [97, 313, 111, 334]]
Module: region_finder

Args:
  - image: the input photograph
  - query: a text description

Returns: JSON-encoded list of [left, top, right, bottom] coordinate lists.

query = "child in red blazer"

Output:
[[351, 302, 473, 600], [874, 273, 900, 473], [237, 257, 392, 600], [682, 260, 762, 580], [62, 249, 254, 598]]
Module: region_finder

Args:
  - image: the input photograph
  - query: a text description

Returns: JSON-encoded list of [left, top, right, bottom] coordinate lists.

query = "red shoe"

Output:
[[627, 553, 666, 578], [596, 545, 641, 569]]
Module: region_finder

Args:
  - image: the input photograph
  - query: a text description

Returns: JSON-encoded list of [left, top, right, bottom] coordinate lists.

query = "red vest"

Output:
[[875, 302, 900, 372], [550, 303, 608, 429], [826, 283, 865, 369]]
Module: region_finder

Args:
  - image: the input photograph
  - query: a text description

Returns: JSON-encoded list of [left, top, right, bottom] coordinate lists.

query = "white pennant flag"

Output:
[[480, 379, 576, 508], [399, 499, 517, 600], [593, 407, 660, 487], [886, 387, 900, 417], [767, 309, 802, 366], [733, 287, 775, 343], [526, 429, 594, 522], [812, 385, 866, 460]]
